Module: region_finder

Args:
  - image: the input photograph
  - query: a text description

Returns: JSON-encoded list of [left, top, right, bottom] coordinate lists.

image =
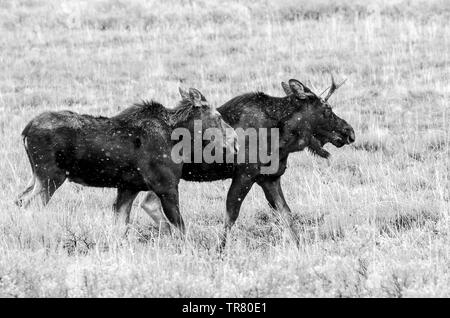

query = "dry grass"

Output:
[[0, 0, 449, 297]]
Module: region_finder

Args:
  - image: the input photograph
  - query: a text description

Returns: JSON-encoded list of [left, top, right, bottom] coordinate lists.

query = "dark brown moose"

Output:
[[141, 76, 355, 249], [15, 88, 238, 232]]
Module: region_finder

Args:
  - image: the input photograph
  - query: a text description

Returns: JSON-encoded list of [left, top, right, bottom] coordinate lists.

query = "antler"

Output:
[[323, 74, 347, 101]]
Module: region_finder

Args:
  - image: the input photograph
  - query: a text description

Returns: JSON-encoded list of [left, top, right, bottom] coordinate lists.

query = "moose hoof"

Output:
[[14, 198, 24, 208], [153, 222, 171, 235]]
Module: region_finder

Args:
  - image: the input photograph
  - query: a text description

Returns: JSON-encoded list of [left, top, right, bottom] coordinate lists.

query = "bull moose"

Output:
[[139, 76, 355, 249], [15, 88, 238, 231]]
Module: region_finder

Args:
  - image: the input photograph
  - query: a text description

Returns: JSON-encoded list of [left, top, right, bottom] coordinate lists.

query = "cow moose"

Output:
[[15, 88, 239, 232]]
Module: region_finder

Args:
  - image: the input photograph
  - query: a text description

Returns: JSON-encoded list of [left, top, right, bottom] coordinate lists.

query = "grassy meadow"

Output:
[[0, 0, 449, 297]]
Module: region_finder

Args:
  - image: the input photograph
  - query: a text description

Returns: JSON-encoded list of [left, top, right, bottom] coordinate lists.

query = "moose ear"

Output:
[[281, 82, 293, 95], [178, 87, 190, 100], [288, 79, 308, 99], [189, 88, 207, 107], [288, 79, 316, 99]]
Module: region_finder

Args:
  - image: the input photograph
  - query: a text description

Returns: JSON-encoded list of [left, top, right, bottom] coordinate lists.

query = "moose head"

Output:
[[177, 87, 239, 159], [281, 75, 355, 158]]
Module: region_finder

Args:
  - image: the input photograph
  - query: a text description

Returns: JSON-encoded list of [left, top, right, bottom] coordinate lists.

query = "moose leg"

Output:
[[140, 163, 184, 235], [220, 175, 254, 251], [19, 172, 66, 208], [14, 176, 35, 207], [140, 191, 170, 232], [257, 177, 300, 246], [113, 188, 139, 225], [156, 188, 185, 235]]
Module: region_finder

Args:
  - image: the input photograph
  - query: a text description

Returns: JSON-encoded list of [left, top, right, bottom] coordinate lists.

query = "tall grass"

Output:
[[0, 0, 448, 297]]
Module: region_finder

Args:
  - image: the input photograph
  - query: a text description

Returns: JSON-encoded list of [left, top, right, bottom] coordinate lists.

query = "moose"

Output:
[[139, 76, 355, 249], [15, 88, 239, 231]]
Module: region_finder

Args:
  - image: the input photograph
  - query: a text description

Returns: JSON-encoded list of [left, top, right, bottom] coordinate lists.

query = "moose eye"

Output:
[[324, 108, 332, 117]]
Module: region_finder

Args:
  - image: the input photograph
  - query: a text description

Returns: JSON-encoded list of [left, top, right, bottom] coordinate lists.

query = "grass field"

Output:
[[0, 0, 449, 297]]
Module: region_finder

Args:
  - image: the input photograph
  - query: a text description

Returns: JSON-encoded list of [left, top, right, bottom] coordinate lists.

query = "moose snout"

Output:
[[345, 126, 355, 144]]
